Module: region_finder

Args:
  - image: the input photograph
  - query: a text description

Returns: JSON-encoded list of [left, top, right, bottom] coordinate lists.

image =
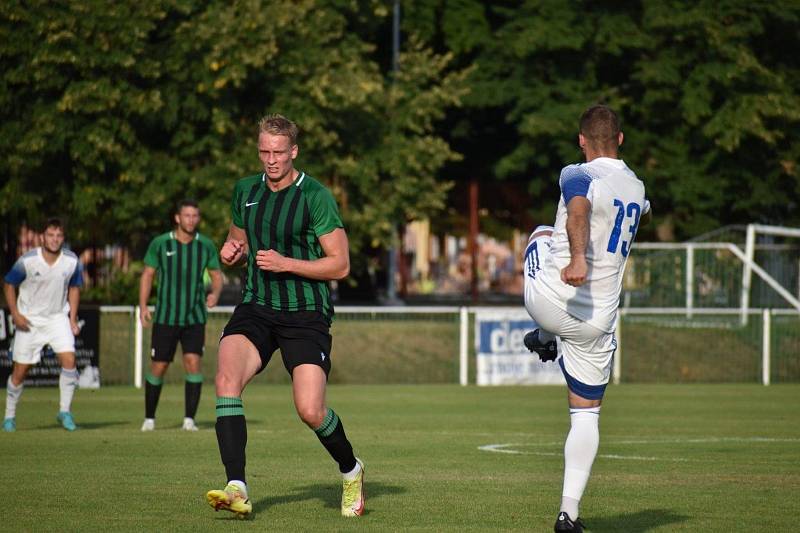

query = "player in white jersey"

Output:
[[3, 218, 84, 432], [523, 106, 650, 533]]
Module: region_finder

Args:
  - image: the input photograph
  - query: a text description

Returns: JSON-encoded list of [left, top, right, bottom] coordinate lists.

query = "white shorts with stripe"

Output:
[[10, 314, 75, 364], [523, 228, 616, 399]]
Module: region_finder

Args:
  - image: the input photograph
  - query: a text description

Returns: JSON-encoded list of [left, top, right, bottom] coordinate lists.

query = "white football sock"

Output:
[[538, 329, 556, 344], [342, 459, 362, 481], [227, 479, 248, 497], [59, 368, 79, 413], [5, 376, 23, 419], [560, 406, 601, 518]]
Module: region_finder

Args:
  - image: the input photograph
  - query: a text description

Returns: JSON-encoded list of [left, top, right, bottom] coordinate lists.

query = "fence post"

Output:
[[762, 309, 771, 386], [459, 306, 468, 386], [741, 224, 756, 325], [134, 305, 143, 389], [613, 311, 622, 385], [686, 244, 694, 318]]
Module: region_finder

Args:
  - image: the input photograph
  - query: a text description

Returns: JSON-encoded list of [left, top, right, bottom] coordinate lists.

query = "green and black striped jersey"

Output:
[[143, 231, 221, 326], [231, 172, 343, 321]]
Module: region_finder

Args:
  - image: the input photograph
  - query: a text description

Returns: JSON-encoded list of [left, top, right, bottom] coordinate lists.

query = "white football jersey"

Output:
[[534, 157, 648, 333], [3, 248, 83, 324]]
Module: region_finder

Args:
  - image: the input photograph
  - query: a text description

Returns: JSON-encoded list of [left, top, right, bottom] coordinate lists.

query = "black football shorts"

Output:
[[220, 304, 333, 377], [151, 323, 205, 362]]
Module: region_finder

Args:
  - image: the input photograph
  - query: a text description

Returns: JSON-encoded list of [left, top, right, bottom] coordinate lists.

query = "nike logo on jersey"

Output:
[[245, 201, 259, 207], [166, 251, 176, 256]]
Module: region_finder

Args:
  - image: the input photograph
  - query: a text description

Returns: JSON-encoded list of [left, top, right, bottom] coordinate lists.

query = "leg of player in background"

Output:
[[56, 351, 79, 431], [142, 360, 169, 431], [557, 390, 601, 531], [182, 352, 203, 431], [206, 334, 260, 517], [3, 363, 31, 432], [292, 364, 364, 517]]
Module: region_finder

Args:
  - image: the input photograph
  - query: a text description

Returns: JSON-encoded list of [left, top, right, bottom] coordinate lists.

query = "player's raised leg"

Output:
[[292, 364, 364, 517], [522, 225, 559, 361], [206, 334, 260, 517]]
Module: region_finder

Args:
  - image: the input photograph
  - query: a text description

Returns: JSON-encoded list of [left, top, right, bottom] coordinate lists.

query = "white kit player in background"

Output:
[[523, 105, 650, 533], [2, 218, 84, 432]]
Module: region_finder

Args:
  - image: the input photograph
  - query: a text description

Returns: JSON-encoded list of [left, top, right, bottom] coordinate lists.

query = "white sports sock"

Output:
[[59, 368, 79, 413], [538, 329, 556, 344], [342, 460, 362, 481], [5, 376, 23, 419], [560, 406, 601, 518], [227, 479, 248, 497]]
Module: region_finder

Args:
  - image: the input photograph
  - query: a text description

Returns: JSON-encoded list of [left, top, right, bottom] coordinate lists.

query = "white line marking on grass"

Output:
[[607, 437, 800, 445], [477, 443, 689, 462], [478, 436, 800, 461]]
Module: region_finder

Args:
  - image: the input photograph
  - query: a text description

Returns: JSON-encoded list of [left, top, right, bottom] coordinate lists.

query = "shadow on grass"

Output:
[[241, 481, 405, 517], [586, 508, 688, 532], [30, 420, 130, 430]]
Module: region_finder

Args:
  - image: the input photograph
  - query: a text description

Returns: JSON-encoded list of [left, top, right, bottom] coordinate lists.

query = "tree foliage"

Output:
[[0, 0, 467, 260], [405, 0, 800, 239], [2, 0, 798, 275]]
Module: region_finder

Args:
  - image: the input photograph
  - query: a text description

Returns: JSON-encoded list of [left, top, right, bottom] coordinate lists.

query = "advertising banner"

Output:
[[475, 308, 565, 386], [0, 307, 100, 388]]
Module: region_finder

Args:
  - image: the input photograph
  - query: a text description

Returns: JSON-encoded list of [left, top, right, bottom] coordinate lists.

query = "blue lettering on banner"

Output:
[[478, 319, 536, 354]]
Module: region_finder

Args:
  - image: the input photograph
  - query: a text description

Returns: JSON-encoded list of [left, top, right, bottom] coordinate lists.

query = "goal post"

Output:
[[740, 224, 800, 325]]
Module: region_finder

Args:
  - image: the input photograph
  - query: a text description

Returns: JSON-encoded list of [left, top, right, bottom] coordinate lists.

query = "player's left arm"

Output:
[[561, 196, 591, 287], [206, 269, 223, 308], [640, 198, 652, 227], [68, 261, 83, 335], [68, 286, 81, 335], [255, 228, 350, 281]]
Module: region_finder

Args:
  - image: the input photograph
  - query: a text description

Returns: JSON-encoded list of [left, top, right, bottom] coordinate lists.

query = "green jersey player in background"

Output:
[[138, 199, 222, 432]]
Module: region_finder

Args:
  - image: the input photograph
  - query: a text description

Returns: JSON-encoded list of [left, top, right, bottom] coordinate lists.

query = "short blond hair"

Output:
[[257, 114, 298, 145]]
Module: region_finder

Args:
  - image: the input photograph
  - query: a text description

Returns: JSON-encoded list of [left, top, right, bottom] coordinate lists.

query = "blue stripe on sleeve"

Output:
[[69, 261, 84, 288], [3, 258, 26, 286], [560, 165, 593, 204]]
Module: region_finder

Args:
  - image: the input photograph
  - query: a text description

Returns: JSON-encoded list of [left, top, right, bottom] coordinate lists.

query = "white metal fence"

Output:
[[95, 305, 798, 387], [96, 226, 800, 386]]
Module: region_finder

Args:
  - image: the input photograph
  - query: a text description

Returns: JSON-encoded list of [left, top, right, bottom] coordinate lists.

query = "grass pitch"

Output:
[[1, 383, 798, 532]]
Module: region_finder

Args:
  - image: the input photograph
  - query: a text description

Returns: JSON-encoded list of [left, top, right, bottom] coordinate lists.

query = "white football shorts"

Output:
[[524, 229, 616, 399], [10, 314, 75, 364]]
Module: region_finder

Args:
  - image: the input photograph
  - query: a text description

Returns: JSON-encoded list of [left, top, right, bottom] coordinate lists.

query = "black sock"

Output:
[[215, 397, 247, 483], [314, 408, 357, 473], [144, 375, 163, 419], [184, 374, 203, 419]]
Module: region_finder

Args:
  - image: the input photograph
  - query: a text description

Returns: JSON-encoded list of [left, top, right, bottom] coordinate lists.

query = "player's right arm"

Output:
[[220, 224, 248, 267], [561, 196, 591, 287], [138, 266, 156, 327], [558, 165, 593, 287], [3, 282, 29, 331], [3, 257, 29, 331]]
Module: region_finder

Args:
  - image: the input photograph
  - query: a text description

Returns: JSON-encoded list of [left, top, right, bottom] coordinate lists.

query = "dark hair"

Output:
[[579, 105, 621, 146], [41, 217, 64, 233], [176, 198, 199, 214]]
